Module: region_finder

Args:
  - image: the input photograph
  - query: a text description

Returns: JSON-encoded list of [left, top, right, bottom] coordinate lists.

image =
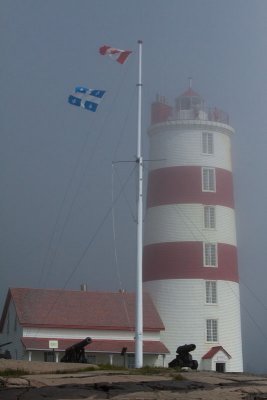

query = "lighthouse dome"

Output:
[[175, 86, 206, 120]]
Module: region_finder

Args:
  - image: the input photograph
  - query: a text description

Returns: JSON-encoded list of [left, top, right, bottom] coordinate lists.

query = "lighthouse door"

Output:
[[216, 362, 225, 373]]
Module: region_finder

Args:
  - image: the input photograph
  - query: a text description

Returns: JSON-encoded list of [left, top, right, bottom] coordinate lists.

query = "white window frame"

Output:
[[203, 242, 217, 267], [206, 319, 218, 342], [202, 132, 214, 154], [205, 281, 217, 304], [202, 167, 216, 192], [204, 205, 216, 229]]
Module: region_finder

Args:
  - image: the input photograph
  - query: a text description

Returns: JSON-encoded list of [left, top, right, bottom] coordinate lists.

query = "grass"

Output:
[[129, 366, 185, 382], [54, 366, 99, 374], [172, 372, 186, 381], [0, 364, 185, 381], [97, 364, 127, 371], [0, 368, 30, 377], [130, 366, 172, 375], [55, 364, 179, 376], [55, 364, 128, 374]]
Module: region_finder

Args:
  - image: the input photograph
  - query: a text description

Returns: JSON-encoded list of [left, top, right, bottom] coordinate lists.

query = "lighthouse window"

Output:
[[206, 319, 218, 342], [202, 167, 216, 192], [204, 206, 216, 229], [206, 281, 217, 304], [202, 132, 214, 154], [204, 243, 217, 267]]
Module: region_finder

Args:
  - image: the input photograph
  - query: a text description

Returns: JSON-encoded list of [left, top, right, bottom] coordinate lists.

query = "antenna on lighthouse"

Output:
[[188, 77, 193, 88]]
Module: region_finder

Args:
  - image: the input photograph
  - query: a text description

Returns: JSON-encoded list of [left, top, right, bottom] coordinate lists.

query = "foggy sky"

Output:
[[1, 0, 267, 373]]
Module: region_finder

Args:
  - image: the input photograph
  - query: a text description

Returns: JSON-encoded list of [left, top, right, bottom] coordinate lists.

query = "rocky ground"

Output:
[[1, 359, 267, 399]]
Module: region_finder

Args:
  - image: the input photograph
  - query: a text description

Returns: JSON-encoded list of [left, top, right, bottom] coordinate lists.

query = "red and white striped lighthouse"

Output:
[[143, 85, 243, 372]]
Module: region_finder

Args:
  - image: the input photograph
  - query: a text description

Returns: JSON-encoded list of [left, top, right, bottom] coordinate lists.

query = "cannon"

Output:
[[168, 343, 198, 370], [61, 337, 92, 363], [0, 342, 12, 359]]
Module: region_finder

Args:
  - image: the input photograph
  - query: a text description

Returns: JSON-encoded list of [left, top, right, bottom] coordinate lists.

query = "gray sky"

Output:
[[1, 0, 267, 373]]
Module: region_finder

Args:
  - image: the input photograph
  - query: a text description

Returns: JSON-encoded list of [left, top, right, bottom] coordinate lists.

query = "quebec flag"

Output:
[[68, 87, 106, 112]]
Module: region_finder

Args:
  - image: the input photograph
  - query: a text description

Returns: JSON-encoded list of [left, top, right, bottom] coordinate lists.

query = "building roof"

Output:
[[21, 337, 169, 355], [0, 288, 165, 332], [202, 346, 231, 360]]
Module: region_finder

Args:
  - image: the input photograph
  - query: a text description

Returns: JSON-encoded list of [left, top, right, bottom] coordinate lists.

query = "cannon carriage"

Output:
[[61, 337, 92, 363], [168, 343, 198, 370]]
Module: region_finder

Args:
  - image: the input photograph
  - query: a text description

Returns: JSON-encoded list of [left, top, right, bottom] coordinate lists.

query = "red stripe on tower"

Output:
[[143, 242, 239, 282], [147, 166, 235, 209]]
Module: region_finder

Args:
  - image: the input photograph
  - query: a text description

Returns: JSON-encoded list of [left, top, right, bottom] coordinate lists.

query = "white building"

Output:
[[143, 86, 243, 372], [0, 287, 169, 367]]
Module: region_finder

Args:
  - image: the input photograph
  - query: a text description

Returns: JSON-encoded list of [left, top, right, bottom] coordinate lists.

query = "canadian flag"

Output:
[[99, 45, 132, 64]]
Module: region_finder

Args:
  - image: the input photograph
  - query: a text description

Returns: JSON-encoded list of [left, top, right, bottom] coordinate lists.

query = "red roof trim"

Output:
[[202, 346, 231, 360], [21, 337, 170, 355]]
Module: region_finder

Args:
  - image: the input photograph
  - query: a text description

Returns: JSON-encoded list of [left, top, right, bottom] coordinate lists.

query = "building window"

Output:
[[204, 243, 217, 267], [202, 132, 214, 154], [202, 167, 216, 192], [204, 206, 216, 229], [206, 281, 217, 304], [206, 319, 218, 342]]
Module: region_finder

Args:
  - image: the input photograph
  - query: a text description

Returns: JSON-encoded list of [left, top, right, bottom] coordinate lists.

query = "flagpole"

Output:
[[135, 39, 143, 368]]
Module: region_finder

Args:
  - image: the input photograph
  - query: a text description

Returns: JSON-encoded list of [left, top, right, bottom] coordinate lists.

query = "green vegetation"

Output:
[[56, 364, 127, 373], [97, 364, 127, 371], [171, 372, 185, 381], [0, 368, 30, 377], [130, 366, 171, 375], [54, 366, 99, 374], [0, 364, 185, 380]]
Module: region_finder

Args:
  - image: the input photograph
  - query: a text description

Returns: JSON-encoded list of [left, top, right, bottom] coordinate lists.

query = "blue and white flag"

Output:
[[68, 87, 106, 112]]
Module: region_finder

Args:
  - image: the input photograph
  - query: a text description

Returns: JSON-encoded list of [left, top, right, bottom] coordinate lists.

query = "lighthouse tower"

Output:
[[143, 84, 243, 372]]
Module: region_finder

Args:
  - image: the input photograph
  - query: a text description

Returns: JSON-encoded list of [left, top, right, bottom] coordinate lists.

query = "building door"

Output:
[[216, 363, 225, 372]]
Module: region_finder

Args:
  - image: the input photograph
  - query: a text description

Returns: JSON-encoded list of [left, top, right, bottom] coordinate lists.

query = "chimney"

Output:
[[80, 283, 87, 292]]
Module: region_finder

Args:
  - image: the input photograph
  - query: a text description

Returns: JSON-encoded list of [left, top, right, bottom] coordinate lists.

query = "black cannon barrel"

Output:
[[67, 337, 92, 351], [61, 337, 92, 363], [177, 344, 196, 354]]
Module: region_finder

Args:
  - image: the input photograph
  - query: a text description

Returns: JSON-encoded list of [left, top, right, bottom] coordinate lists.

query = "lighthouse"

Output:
[[143, 84, 243, 372]]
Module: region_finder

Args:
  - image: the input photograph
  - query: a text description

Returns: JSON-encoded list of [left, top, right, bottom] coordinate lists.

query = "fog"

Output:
[[1, 0, 267, 373]]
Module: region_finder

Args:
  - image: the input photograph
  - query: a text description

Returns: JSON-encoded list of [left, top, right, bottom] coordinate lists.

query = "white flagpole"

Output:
[[135, 39, 143, 368]]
